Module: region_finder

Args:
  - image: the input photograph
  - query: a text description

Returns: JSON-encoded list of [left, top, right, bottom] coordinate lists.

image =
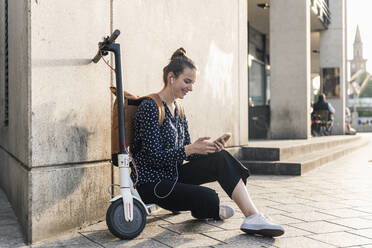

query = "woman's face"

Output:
[[171, 67, 196, 99]]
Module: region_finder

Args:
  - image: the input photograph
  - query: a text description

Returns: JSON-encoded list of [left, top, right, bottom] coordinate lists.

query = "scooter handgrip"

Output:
[[92, 30, 120, 63], [107, 30, 120, 44], [92, 52, 102, 63]]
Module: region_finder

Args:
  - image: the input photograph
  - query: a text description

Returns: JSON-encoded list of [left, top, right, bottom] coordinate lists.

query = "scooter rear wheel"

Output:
[[106, 198, 147, 239]]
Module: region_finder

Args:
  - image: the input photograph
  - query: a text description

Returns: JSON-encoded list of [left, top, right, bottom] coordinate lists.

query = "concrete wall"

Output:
[[269, 0, 311, 139], [0, 0, 31, 240], [1, 0, 248, 243], [0, 0, 4, 124], [0, 0, 30, 163], [0, 149, 30, 240], [28, 0, 112, 243], [31, 0, 111, 166], [311, 32, 320, 76], [320, 0, 346, 134], [113, 0, 248, 145], [30, 162, 111, 241]]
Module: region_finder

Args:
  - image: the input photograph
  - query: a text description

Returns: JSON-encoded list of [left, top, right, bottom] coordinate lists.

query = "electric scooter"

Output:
[[92, 30, 155, 239]]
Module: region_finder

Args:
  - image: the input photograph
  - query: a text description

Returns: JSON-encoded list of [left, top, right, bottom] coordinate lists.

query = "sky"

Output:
[[347, 0, 372, 73]]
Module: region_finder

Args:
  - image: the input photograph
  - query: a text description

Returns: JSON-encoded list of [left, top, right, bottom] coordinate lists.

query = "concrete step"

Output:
[[239, 135, 361, 161], [241, 136, 369, 175]]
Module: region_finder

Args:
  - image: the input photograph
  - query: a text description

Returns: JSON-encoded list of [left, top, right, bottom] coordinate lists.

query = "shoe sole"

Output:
[[241, 226, 284, 237]]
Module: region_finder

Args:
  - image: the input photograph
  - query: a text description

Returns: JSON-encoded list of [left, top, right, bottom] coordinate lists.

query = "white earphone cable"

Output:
[[154, 163, 179, 199], [154, 76, 180, 199]]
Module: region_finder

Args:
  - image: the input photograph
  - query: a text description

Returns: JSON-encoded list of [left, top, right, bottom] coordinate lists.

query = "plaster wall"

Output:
[[320, 0, 346, 134], [113, 0, 248, 145], [270, 0, 311, 139]]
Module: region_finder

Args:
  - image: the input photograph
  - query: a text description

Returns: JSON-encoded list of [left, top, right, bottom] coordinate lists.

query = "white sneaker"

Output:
[[240, 213, 285, 237], [219, 205, 235, 220]]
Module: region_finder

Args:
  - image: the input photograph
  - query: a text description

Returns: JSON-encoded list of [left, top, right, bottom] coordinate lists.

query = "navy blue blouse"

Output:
[[130, 98, 195, 186]]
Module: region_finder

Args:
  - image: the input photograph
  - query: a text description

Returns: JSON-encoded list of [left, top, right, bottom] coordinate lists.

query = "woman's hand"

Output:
[[213, 140, 224, 152], [185, 137, 217, 156], [213, 133, 231, 152]]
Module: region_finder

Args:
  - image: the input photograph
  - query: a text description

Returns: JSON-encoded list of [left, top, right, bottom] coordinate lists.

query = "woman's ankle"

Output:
[[243, 210, 259, 218]]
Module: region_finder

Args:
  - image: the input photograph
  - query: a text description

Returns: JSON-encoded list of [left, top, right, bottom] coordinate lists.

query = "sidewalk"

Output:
[[2, 135, 372, 247]]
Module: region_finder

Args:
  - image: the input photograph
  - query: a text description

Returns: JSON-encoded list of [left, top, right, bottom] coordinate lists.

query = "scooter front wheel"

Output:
[[106, 198, 147, 239]]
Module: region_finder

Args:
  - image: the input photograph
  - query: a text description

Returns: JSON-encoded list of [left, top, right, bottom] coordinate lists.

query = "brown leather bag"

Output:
[[110, 87, 184, 161]]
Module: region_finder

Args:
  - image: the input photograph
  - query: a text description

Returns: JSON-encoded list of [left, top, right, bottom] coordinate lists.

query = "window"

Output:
[[248, 24, 268, 106], [249, 60, 266, 106]]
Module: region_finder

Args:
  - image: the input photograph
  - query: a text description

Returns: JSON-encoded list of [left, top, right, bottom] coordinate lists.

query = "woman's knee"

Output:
[[191, 187, 220, 219], [196, 187, 219, 207], [209, 150, 230, 162]]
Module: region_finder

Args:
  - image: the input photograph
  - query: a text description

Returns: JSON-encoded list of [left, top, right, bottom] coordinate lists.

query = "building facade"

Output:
[[248, 0, 346, 139], [0, 0, 346, 243]]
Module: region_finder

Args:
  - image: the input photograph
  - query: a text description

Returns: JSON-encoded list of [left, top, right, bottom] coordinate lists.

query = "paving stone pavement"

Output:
[[2, 135, 372, 247]]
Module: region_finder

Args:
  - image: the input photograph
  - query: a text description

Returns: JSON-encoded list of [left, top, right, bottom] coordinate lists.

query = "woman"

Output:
[[131, 48, 285, 237]]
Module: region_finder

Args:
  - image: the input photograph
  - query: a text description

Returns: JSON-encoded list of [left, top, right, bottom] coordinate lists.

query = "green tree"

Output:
[[359, 78, 372, 98]]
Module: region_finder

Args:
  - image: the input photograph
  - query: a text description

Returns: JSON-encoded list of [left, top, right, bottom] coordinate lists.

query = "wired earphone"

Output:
[[153, 76, 180, 199]]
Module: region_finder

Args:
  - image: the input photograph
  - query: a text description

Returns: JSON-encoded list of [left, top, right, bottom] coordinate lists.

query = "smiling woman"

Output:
[[130, 48, 285, 237]]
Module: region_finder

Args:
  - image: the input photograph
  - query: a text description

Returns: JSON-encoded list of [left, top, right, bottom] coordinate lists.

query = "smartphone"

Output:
[[215, 132, 232, 143]]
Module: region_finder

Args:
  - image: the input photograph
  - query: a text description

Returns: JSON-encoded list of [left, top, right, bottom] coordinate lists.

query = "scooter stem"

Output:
[[99, 39, 133, 222], [105, 43, 126, 155]]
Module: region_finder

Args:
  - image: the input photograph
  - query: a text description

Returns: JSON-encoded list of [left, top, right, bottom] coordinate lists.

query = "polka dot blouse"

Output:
[[130, 98, 197, 186]]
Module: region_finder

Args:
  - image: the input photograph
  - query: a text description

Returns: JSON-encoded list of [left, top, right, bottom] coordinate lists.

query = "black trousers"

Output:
[[137, 150, 250, 219]]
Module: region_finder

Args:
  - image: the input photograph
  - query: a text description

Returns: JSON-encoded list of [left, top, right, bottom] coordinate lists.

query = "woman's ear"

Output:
[[167, 72, 175, 85]]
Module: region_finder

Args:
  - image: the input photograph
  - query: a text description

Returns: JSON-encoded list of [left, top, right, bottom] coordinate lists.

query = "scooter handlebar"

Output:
[[106, 29, 120, 44], [92, 29, 121, 63]]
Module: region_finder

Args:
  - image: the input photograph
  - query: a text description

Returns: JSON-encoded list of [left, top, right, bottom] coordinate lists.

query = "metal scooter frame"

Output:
[[93, 30, 153, 225]]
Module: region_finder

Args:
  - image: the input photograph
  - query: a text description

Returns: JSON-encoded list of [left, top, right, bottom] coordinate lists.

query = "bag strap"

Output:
[[110, 86, 117, 95], [110, 87, 138, 100], [109, 87, 184, 125], [147, 94, 184, 124], [146, 94, 165, 126], [144, 94, 185, 124], [175, 101, 184, 121]]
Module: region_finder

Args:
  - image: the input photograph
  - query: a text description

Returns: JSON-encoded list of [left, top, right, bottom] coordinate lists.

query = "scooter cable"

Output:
[[123, 142, 139, 188], [99, 49, 116, 73]]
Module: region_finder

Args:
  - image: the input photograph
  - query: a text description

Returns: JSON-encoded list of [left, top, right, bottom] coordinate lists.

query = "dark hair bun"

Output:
[[170, 47, 187, 60], [162, 47, 196, 85]]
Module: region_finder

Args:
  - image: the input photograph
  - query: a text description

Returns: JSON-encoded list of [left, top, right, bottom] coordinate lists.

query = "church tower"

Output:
[[350, 25, 367, 76]]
